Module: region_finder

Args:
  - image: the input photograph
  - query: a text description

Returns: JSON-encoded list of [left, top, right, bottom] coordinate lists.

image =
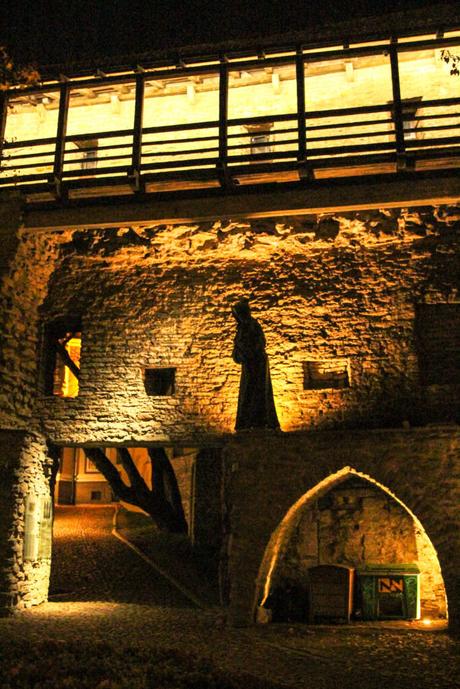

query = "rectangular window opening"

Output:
[[144, 367, 176, 396], [303, 359, 350, 390], [415, 304, 460, 386], [43, 317, 82, 397]]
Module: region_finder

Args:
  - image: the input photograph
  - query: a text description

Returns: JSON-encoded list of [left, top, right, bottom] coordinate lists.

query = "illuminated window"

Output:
[[245, 123, 274, 159], [388, 97, 423, 141], [43, 318, 82, 397], [303, 359, 350, 390], [144, 368, 176, 396], [402, 98, 423, 140]]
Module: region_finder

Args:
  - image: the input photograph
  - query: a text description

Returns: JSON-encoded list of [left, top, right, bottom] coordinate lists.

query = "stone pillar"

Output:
[[193, 448, 223, 551], [0, 430, 55, 615]]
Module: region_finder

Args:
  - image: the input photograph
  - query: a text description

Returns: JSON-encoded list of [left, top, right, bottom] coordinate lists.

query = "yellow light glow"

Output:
[[57, 336, 81, 398], [256, 467, 448, 621]]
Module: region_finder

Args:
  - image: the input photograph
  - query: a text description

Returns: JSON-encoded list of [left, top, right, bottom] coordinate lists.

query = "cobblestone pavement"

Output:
[[48, 505, 193, 607], [1, 506, 458, 689]]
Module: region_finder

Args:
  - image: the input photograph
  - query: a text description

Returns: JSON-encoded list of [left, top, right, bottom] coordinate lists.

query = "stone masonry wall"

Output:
[[0, 431, 55, 613], [0, 215, 74, 430], [0, 198, 459, 623], [221, 428, 460, 629], [273, 477, 446, 618], [0, 203, 452, 444]]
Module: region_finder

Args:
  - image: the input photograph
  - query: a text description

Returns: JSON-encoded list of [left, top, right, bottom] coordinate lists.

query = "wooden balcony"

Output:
[[1, 30, 460, 211]]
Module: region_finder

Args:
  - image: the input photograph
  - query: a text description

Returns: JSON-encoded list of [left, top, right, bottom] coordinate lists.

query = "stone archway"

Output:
[[254, 467, 447, 625]]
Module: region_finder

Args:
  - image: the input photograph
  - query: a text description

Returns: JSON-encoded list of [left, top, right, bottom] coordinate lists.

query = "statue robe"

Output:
[[232, 315, 279, 430]]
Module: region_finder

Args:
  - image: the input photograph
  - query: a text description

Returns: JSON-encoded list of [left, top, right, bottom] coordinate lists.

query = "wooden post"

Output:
[[296, 47, 310, 180], [52, 82, 70, 197], [296, 48, 307, 160], [217, 57, 231, 189], [390, 41, 406, 170], [130, 73, 145, 192], [0, 92, 7, 166]]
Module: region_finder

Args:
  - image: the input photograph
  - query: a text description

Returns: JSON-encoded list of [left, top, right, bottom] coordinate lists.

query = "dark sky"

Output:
[[0, 0, 457, 69]]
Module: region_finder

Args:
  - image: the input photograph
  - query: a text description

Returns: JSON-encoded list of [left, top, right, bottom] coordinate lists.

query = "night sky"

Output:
[[0, 0, 457, 69]]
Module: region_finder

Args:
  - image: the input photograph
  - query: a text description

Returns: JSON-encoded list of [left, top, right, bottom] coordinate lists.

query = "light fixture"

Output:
[[110, 94, 121, 114], [345, 61, 354, 82], [187, 82, 196, 103], [272, 72, 281, 94]]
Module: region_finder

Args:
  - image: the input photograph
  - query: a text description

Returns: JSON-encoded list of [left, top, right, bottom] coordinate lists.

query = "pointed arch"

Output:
[[254, 466, 447, 623]]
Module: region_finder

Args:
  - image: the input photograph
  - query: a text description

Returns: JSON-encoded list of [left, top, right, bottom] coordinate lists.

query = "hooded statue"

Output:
[[232, 299, 280, 431]]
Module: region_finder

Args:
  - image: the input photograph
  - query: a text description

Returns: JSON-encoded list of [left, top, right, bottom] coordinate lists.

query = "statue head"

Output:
[[232, 298, 251, 323]]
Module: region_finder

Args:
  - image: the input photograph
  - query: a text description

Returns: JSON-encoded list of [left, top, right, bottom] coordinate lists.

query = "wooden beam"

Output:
[[0, 92, 7, 164], [55, 341, 80, 380], [22, 171, 460, 231], [84, 447, 136, 504], [296, 47, 307, 164], [217, 58, 230, 189]]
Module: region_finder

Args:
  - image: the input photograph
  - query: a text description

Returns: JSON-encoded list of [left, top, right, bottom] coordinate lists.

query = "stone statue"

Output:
[[232, 299, 280, 430]]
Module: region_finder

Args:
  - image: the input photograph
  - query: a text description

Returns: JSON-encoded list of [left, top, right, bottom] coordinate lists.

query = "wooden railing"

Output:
[[1, 33, 460, 202]]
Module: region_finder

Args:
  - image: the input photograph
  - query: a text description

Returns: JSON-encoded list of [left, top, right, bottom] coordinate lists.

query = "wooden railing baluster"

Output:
[[130, 73, 145, 192], [217, 57, 231, 189], [0, 92, 7, 170], [52, 82, 70, 198], [390, 40, 406, 170], [296, 47, 310, 180]]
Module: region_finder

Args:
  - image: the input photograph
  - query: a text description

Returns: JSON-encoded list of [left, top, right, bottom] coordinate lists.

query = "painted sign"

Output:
[[23, 495, 53, 561], [378, 577, 404, 594]]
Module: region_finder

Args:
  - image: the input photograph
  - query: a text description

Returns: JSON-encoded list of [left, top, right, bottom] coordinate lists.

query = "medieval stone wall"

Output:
[[272, 477, 446, 618], [0, 431, 55, 612], [221, 428, 459, 628], [0, 204, 456, 443], [0, 198, 459, 625], [0, 218, 73, 430]]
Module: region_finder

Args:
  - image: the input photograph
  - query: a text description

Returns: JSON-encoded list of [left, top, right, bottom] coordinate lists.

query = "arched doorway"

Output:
[[255, 467, 447, 625]]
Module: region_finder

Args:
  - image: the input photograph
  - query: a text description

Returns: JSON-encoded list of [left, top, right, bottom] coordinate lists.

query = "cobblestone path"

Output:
[[49, 505, 193, 607]]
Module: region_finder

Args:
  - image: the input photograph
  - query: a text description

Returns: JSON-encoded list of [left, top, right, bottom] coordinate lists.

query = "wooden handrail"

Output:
[[1, 38, 459, 197]]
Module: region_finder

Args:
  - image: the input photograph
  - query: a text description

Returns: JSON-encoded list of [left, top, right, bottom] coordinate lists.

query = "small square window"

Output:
[[303, 359, 350, 390], [144, 368, 176, 396], [90, 491, 102, 501]]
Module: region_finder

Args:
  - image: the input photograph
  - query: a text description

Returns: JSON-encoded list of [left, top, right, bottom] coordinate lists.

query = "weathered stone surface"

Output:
[[1, 205, 457, 442], [222, 428, 460, 630], [273, 476, 446, 619], [0, 431, 54, 612], [0, 201, 458, 629]]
